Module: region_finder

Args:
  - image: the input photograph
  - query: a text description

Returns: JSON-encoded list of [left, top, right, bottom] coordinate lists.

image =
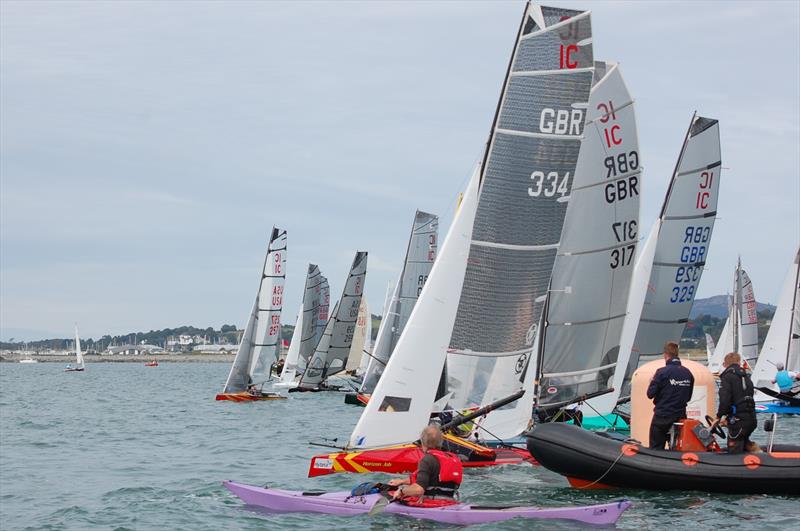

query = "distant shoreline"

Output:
[[0, 353, 233, 363]]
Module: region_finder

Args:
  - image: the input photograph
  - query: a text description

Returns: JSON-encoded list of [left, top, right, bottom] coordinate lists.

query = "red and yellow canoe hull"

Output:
[[215, 392, 287, 402], [308, 433, 533, 477]]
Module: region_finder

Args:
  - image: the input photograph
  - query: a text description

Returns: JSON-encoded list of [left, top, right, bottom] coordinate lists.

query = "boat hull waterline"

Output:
[[526, 423, 800, 494], [215, 392, 287, 402], [222, 481, 631, 525]]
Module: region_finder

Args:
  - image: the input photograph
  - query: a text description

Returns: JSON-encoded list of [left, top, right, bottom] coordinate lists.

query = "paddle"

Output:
[[367, 484, 397, 516], [367, 495, 392, 516]]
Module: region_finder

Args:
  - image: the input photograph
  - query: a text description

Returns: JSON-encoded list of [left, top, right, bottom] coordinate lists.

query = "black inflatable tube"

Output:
[[526, 423, 800, 495]]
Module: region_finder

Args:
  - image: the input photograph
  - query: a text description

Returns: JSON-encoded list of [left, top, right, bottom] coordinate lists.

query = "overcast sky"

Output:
[[1, 1, 798, 341]]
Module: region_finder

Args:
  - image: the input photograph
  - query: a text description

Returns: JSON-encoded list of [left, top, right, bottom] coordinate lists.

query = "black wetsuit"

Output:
[[415, 454, 458, 498], [646, 358, 694, 449], [717, 363, 757, 454]]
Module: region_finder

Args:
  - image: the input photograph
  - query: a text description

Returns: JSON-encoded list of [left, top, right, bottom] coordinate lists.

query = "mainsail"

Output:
[[533, 61, 640, 411], [360, 210, 439, 394], [350, 3, 595, 447], [279, 264, 325, 384], [752, 247, 800, 394], [345, 299, 371, 374], [222, 228, 287, 393], [74, 325, 84, 369], [444, 5, 594, 440], [298, 252, 368, 389], [610, 115, 721, 405]]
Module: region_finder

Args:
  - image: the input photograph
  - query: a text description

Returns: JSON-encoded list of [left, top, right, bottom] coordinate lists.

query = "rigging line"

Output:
[[578, 398, 621, 429], [575, 449, 626, 490]]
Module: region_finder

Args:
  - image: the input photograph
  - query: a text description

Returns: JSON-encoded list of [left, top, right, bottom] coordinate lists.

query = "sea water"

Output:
[[1, 363, 798, 530]]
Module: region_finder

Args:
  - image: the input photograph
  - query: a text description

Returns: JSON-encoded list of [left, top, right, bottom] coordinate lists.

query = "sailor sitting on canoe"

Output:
[[388, 425, 463, 504], [772, 362, 800, 396], [715, 352, 759, 453], [646, 341, 694, 449]]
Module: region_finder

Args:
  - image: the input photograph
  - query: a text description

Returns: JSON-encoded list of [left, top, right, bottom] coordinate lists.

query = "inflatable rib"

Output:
[[526, 423, 800, 495]]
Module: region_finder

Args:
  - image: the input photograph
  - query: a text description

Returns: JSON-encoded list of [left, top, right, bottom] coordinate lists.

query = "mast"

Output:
[[786, 249, 800, 366], [733, 257, 741, 354]]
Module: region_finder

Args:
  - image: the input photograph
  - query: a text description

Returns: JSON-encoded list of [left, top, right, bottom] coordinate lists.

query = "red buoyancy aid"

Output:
[[409, 449, 464, 486]]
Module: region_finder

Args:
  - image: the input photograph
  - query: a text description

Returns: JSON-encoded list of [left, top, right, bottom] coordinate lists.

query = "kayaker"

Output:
[[646, 341, 694, 449], [716, 352, 758, 453], [387, 425, 462, 502], [771, 362, 799, 396]]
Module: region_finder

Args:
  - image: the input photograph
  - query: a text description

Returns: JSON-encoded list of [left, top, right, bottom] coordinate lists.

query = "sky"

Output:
[[1, 1, 798, 341]]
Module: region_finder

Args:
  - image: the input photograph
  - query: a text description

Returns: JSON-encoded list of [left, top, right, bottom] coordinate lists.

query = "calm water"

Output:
[[1, 363, 798, 530]]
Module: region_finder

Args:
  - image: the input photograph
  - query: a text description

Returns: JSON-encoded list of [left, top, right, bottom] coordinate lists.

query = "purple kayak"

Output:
[[223, 480, 631, 525]]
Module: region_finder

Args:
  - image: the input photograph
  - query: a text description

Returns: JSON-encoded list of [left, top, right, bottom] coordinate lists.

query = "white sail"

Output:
[[357, 303, 373, 376], [345, 299, 370, 373], [221, 228, 287, 393], [753, 247, 800, 395], [533, 61, 640, 413], [615, 115, 721, 398], [349, 165, 480, 449], [705, 332, 716, 363], [708, 297, 733, 373], [74, 324, 84, 369], [360, 210, 439, 394], [279, 311, 303, 384], [584, 216, 658, 416], [709, 261, 759, 371], [299, 252, 368, 388], [738, 266, 759, 368]]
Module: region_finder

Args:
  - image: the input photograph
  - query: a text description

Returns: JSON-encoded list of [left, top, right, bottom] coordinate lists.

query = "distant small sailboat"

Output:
[[294, 251, 368, 392], [216, 228, 288, 401], [64, 325, 85, 372], [275, 265, 328, 388], [709, 258, 759, 372]]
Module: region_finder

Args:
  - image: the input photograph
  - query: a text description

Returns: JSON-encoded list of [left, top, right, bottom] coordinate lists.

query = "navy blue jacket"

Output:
[[646, 358, 694, 418]]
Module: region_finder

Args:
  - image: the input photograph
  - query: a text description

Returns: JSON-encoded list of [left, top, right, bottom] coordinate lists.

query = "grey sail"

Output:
[[298, 265, 325, 373], [536, 61, 641, 407], [222, 228, 287, 393], [360, 211, 439, 394], [315, 275, 330, 350], [620, 115, 721, 397], [299, 251, 368, 388], [445, 4, 595, 414]]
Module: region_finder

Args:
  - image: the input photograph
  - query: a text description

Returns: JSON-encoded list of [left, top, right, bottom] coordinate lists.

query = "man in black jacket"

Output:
[[646, 341, 694, 449], [716, 352, 757, 454]]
